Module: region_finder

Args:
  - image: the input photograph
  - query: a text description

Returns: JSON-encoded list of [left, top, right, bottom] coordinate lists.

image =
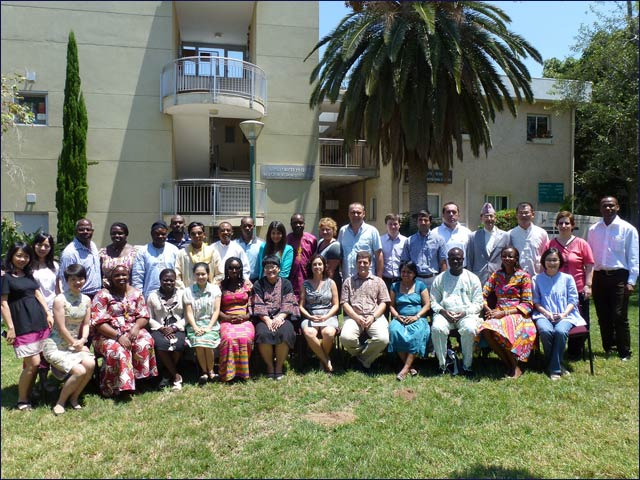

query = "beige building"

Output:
[[2, 1, 319, 246], [320, 78, 583, 231], [2, 1, 580, 246]]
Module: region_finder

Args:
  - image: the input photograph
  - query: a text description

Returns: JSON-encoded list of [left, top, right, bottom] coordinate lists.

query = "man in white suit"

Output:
[[466, 203, 510, 286]]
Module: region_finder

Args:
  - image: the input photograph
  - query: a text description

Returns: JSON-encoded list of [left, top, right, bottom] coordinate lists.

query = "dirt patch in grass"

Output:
[[304, 411, 356, 426], [394, 388, 417, 401]]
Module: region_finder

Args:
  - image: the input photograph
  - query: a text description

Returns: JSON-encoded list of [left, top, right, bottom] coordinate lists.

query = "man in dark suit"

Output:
[[466, 203, 510, 286]]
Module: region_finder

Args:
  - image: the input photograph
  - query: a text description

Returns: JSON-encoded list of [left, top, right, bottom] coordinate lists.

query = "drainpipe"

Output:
[[570, 107, 576, 212], [464, 177, 469, 227]]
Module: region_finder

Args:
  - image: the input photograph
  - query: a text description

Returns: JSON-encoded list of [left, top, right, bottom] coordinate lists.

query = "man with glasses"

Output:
[[59, 218, 101, 298], [509, 202, 549, 276]]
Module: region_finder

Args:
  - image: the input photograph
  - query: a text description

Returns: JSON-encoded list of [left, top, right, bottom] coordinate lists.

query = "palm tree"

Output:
[[307, 1, 542, 219]]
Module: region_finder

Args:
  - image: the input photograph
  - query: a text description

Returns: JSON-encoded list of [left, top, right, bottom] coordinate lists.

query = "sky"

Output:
[[318, 1, 624, 78]]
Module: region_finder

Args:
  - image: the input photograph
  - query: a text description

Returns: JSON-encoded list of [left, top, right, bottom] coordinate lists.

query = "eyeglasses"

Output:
[[264, 264, 279, 270]]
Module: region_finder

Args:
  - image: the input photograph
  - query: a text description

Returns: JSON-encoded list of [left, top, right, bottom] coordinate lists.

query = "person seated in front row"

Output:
[[388, 261, 431, 381], [184, 262, 222, 385], [339, 251, 390, 371], [91, 265, 158, 397], [299, 254, 340, 374], [430, 248, 483, 377], [146, 268, 187, 391], [42, 264, 95, 414], [532, 248, 586, 380], [252, 255, 299, 380]]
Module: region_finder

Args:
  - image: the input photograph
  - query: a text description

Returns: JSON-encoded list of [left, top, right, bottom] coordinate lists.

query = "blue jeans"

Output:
[[535, 318, 573, 374]]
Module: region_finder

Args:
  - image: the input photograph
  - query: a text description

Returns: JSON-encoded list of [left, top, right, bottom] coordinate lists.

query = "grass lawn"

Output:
[[1, 295, 638, 478]]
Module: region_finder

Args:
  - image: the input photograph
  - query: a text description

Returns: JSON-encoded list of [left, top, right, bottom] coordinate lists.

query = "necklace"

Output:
[[399, 282, 413, 293]]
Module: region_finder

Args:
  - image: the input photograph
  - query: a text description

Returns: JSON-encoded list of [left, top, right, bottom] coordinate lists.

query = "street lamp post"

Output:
[[239, 120, 264, 221]]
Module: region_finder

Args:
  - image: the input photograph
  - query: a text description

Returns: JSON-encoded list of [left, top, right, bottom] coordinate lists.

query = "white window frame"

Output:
[[526, 114, 552, 141], [484, 194, 509, 211]]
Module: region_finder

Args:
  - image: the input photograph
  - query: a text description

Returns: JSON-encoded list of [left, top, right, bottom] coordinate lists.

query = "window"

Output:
[[225, 126, 235, 143], [484, 195, 509, 211], [181, 44, 246, 78], [14, 213, 48, 234], [427, 194, 440, 219], [527, 114, 551, 141], [17, 93, 47, 125], [369, 197, 377, 222]]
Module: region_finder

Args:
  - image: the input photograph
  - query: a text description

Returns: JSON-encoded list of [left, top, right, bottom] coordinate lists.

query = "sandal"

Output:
[[396, 371, 407, 382], [409, 368, 418, 377], [70, 401, 82, 410], [16, 401, 32, 411]]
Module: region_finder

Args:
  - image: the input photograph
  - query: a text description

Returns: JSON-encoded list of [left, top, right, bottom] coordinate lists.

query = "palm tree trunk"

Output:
[[407, 157, 429, 230]]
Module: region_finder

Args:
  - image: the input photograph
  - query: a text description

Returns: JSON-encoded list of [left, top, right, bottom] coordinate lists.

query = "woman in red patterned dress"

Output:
[[91, 265, 157, 397], [478, 247, 536, 379]]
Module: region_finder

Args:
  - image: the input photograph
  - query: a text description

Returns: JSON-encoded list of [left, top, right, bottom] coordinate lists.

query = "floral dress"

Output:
[[477, 269, 536, 361], [91, 288, 158, 397], [42, 292, 93, 379], [218, 282, 254, 381], [184, 282, 221, 349]]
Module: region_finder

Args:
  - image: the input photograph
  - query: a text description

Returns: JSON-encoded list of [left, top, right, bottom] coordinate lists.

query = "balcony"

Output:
[[160, 56, 267, 118], [319, 138, 378, 187], [160, 179, 267, 222]]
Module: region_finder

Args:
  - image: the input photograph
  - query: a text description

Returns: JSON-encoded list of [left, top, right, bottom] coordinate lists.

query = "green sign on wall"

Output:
[[538, 183, 564, 203]]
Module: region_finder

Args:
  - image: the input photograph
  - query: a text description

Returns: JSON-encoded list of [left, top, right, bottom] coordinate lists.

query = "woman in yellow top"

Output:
[[174, 222, 223, 288]]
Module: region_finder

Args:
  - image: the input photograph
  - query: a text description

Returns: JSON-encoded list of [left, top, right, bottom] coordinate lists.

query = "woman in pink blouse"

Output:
[[548, 211, 594, 358]]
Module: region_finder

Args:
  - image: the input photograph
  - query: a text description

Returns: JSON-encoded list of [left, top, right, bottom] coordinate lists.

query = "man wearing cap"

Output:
[[400, 210, 446, 288], [132, 221, 179, 300], [467, 203, 510, 285], [436, 202, 472, 269]]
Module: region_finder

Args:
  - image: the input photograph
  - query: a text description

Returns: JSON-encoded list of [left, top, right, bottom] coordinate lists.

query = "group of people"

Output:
[[1, 196, 637, 413]]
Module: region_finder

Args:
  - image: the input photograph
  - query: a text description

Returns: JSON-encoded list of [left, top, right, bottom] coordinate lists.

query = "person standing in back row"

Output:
[[435, 202, 472, 269], [587, 196, 638, 361], [338, 202, 383, 280], [381, 213, 407, 289], [509, 202, 549, 277], [287, 213, 317, 300]]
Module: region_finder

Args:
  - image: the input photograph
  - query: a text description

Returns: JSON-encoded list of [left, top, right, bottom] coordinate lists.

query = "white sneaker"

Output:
[[171, 375, 183, 391], [549, 374, 561, 381]]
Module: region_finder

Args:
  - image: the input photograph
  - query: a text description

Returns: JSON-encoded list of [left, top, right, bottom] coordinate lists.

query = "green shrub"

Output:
[[495, 209, 518, 231], [1, 217, 42, 260]]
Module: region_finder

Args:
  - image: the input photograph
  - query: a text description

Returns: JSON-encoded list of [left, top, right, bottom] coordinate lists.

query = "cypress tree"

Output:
[[56, 31, 88, 246]]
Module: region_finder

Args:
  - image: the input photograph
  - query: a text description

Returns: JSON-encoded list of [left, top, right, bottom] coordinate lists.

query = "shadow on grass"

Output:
[[451, 464, 539, 479]]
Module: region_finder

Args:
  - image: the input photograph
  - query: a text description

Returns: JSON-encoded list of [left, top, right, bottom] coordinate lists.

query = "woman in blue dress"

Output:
[[532, 248, 586, 380], [388, 261, 431, 381]]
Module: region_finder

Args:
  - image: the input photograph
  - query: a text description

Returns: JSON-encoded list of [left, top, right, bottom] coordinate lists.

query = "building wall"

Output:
[[1, 1, 176, 246], [404, 101, 573, 228], [253, 1, 319, 236]]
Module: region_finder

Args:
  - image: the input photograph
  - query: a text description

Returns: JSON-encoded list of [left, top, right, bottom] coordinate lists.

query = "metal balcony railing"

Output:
[[160, 56, 267, 113], [161, 179, 267, 219], [319, 138, 376, 169]]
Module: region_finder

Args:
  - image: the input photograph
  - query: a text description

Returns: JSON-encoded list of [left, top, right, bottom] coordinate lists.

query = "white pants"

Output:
[[432, 314, 480, 369], [340, 316, 389, 368]]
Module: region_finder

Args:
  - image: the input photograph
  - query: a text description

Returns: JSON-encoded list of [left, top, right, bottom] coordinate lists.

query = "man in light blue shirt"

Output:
[[132, 221, 179, 300], [235, 216, 264, 282], [401, 210, 445, 288], [59, 218, 102, 298], [337, 202, 383, 279], [380, 213, 407, 289]]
